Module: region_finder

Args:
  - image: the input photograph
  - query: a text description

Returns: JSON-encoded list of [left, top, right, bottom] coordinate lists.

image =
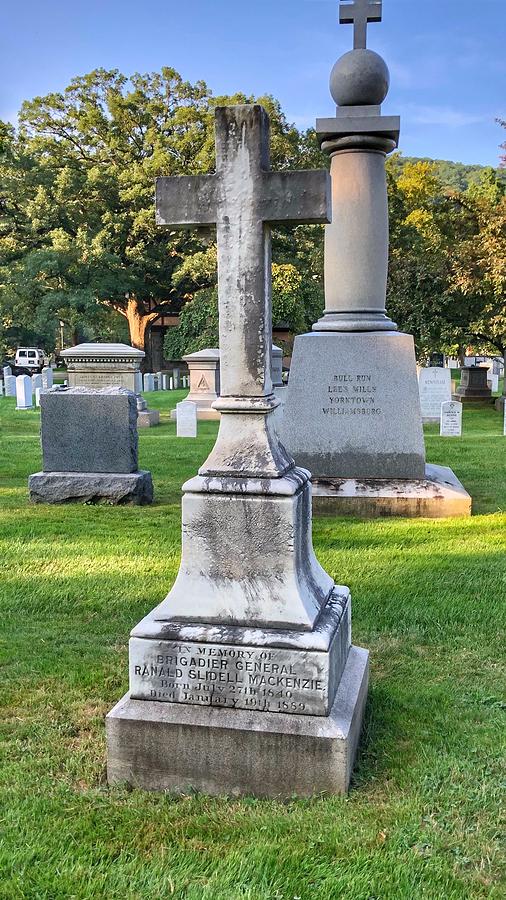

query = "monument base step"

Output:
[[106, 645, 369, 797], [311, 464, 471, 519], [29, 470, 153, 505], [137, 409, 160, 428]]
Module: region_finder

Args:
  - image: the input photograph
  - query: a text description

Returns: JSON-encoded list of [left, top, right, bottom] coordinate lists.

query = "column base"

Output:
[[106, 645, 369, 797], [311, 464, 471, 519]]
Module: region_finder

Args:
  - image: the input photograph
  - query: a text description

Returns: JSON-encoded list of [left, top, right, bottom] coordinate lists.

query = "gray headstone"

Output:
[[16, 375, 33, 410], [143, 373, 154, 392], [440, 401, 462, 437], [418, 368, 452, 422], [4, 375, 16, 396], [32, 373, 43, 392], [41, 366, 54, 389], [40, 387, 139, 473], [3, 365, 12, 378], [488, 373, 499, 394], [271, 345, 283, 388], [176, 400, 197, 437]]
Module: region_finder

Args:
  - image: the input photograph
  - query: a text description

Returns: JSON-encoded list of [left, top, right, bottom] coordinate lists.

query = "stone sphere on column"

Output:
[[330, 49, 390, 107]]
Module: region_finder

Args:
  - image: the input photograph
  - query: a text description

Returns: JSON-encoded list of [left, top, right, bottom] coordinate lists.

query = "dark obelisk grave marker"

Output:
[[106, 105, 369, 797], [280, 1, 472, 519]]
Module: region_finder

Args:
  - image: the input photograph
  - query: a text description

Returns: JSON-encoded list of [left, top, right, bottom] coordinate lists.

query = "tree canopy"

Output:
[[1, 70, 504, 366], [0, 67, 324, 365]]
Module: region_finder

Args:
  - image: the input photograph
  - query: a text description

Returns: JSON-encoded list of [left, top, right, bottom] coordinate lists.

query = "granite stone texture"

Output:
[[106, 646, 369, 797], [29, 470, 153, 505], [40, 387, 138, 474], [281, 331, 426, 480]]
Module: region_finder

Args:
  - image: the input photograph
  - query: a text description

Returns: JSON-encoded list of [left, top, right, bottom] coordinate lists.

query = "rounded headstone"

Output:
[[330, 49, 390, 107]]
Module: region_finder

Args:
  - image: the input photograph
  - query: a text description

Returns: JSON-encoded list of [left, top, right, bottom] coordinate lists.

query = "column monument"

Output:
[[281, 0, 471, 518], [107, 105, 369, 796]]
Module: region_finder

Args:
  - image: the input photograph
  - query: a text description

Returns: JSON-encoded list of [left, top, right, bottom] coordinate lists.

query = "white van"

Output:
[[15, 348, 45, 373]]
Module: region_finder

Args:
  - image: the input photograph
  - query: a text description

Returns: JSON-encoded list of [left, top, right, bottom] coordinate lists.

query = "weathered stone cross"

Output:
[[339, 0, 382, 50], [156, 106, 330, 414]]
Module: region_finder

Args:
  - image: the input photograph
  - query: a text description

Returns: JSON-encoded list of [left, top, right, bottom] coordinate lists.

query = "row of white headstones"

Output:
[[1, 369, 54, 408], [141, 372, 189, 392]]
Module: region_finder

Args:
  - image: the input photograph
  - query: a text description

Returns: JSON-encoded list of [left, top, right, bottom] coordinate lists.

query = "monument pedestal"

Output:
[[453, 367, 492, 404], [282, 332, 426, 480], [311, 464, 471, 518], [107, 645, 368, 797]]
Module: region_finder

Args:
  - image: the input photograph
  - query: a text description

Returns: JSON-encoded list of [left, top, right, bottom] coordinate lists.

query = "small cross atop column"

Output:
[[339, 0, 382, 49]]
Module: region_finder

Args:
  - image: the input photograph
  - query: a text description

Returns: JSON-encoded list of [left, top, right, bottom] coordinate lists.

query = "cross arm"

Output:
[[156, 175, 218, 228], [261, 170, 332, 225], [339, 0, 382, 24]]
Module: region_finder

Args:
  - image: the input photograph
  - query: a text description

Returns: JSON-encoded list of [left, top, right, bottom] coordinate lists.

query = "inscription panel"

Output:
[[130, 637, 332, 716], [322, 372, 382, 418], [70, 371, 130, 389]]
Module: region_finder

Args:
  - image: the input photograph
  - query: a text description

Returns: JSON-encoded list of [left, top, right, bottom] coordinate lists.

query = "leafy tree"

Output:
[[1, 69, 324, 365]]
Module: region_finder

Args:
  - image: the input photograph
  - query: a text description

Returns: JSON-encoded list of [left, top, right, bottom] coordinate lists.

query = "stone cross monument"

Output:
[[280, 1, 471, 518], [107, 105, 369, 797]]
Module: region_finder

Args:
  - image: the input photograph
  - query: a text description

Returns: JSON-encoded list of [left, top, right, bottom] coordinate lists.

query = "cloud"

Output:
[[404, 105, 490, 128]]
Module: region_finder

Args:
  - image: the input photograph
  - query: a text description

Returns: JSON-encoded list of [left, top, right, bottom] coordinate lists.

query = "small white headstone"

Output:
[[169, 376, 174, 390], [3, 365, 12, 379], [156, 372, 163, 389], [419, 368, 452, 421], [162, 374, 169, 390], [35, 387, 42, 407], [488, 373, 499, 393], [176, 400, 197, 437], [143, 373, 154, 392], [16, 374, 33, 410], [42, 366, 53, 389], [32, 373, 43, 392], [134, 371, 143, 394], [440, 401, 462, 437], [4, 374, 16, 396]]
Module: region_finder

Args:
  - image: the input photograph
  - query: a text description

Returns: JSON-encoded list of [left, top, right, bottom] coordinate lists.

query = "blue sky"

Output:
[[1, 0, 504, 166]]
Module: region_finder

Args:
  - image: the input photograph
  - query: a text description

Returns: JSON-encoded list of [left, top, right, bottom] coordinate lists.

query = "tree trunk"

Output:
[[123, 297, 159, 372]]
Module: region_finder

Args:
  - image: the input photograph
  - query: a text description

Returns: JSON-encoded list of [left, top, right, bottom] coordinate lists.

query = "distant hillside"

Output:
[[389, 154, 505, 191]]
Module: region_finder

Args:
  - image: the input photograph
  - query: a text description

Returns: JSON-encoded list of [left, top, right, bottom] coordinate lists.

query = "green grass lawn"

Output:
[[0, 392, 505, 899]]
